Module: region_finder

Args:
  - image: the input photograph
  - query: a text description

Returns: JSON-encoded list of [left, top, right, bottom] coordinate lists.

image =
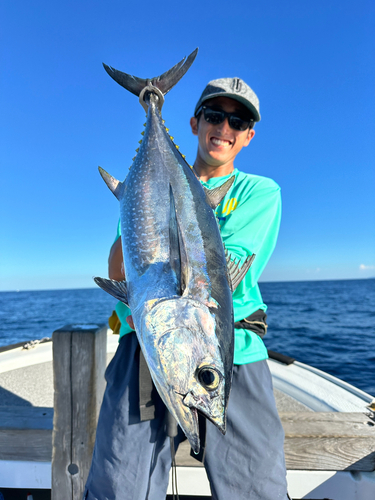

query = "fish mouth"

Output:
[[173, 392, 200, 453], [175, 388, 226, 443]]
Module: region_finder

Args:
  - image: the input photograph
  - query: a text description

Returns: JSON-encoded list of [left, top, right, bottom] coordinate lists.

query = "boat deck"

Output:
[[0, 346, 310, 413], [1, 331, 372, 413], [1, 330, 374, 499]]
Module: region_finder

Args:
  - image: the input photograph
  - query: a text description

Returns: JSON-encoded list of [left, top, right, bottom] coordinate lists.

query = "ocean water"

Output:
[[0, 279, 374, 395], [260, 278, 375, 396]]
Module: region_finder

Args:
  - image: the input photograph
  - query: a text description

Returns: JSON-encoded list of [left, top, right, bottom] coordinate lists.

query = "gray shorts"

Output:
[[84, 332, 288, 500]]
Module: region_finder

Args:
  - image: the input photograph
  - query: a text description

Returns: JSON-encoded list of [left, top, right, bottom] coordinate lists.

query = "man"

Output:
[[84, 78, 288, 499]]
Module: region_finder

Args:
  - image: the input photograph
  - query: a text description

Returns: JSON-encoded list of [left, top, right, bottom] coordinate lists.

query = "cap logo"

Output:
[[231, 78, 245, 94]]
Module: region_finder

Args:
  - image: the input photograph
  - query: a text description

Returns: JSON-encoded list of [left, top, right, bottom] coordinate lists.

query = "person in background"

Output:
[[84, 78, 289, 500]]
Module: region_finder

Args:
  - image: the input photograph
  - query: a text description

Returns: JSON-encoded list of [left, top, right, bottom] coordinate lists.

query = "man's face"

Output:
[[190, 96, 255, 169]]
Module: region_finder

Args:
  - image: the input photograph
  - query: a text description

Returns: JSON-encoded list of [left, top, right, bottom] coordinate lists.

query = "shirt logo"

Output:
[[221, 198, 238, 216], [216, 197, 238, 227]]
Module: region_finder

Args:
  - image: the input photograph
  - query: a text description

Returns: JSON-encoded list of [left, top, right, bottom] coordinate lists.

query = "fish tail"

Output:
[[102, 49, 198, 100]]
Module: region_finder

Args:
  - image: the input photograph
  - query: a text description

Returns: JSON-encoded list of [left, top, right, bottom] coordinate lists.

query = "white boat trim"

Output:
[[0, 329, 118, 375], [0, 460, 51, 489], [293, 360, 374, 402], [167, 468, 375, 499], [286, 470, 375, 500], [268, 358, 373, 412], [2, 460, 375, 499]]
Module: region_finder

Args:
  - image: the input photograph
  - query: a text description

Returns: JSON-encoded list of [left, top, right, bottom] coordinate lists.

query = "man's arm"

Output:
[[109, 236, 135, 329], [108, 237, 125, 280]]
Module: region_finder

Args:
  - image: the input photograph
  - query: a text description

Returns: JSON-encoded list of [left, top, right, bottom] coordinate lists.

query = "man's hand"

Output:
[[108, 237, 125, 281]]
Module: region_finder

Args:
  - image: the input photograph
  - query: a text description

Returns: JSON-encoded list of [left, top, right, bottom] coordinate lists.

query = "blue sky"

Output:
[[1, 0, 374, 291]]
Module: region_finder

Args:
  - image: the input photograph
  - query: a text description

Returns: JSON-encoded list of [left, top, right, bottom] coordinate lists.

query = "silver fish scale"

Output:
[[123, 159, 169, 268], [122, 99, 217, 311]]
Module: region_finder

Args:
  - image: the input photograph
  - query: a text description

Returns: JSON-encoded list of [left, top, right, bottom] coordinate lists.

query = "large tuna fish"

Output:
[[95, 49, 254, 452]]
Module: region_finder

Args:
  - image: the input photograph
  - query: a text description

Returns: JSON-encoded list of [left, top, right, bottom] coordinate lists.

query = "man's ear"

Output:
[[190, 116, 198, 136], [244, 129, 255, 147]]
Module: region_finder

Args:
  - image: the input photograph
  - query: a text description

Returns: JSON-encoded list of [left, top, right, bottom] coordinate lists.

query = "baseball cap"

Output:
[[194, 77, 261, 122]]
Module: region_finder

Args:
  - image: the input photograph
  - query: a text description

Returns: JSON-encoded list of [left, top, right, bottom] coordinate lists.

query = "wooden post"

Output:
[[51, 324, 107, 500]]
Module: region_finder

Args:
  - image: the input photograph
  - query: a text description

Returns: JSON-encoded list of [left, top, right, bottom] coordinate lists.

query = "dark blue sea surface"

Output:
[[0, 279, 374, 395], [260, 278, 375, 396], [0, 288, 117, 346]]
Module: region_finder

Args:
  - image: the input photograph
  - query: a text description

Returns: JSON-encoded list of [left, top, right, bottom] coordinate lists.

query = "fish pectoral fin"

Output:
[[169, 186, 182, 294], [169, 186, 189, 296], [225, 249, 256, 291], [93, 277, 129, 305], [203, 175, 235, 210], [98, 167, 124, 200]]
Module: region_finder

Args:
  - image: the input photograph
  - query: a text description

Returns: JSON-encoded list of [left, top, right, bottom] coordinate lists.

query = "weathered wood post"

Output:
[[51, 324, 107, 500]]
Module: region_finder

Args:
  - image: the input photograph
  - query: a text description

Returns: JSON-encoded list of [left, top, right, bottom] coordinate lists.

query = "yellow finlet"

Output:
[[141, 131, 145, 136], [175, 145, 179, 149], [135, 148, 139, 153], [169, 136, 174, 141], [143, 122, 147, 127], [138, 139, 142, 144], [165, 127, 169, 132], [181, 154, 186, 158], [132, 156, 136, 161]]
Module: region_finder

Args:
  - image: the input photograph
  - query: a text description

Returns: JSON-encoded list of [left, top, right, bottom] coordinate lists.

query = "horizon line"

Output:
[[1, 276, 374, 293]]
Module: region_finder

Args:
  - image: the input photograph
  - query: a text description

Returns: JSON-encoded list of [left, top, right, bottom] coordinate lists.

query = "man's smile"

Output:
[[211, 137, 232, 147]]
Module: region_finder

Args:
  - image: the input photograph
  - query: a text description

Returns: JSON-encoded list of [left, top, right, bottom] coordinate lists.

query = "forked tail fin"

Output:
[[103, 48, 198, 99]]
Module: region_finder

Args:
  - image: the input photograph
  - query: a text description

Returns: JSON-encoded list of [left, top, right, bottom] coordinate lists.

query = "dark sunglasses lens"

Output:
[[203, 107, 251, 131], [229, 116, 250, 131], [204, 109, 225, 125]]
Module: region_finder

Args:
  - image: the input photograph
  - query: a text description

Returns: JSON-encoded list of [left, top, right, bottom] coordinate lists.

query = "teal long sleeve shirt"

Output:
[[114, 168, 281, 365]]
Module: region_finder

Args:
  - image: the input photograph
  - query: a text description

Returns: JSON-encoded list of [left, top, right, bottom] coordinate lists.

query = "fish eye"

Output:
[[197, 366, 221, 391]]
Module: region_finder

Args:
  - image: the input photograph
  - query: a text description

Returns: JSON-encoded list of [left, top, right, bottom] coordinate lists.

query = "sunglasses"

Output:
[[196, 105, 254, 131]]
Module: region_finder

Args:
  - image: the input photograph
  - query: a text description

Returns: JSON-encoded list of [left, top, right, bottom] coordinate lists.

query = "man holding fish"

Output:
[[84, 53, 288, 500]]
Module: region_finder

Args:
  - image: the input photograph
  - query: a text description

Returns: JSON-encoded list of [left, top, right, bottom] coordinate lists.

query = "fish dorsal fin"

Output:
[[98, 167, 124, 200], [94, 277, 128, 305], [102, 48, 198, 99], [203, 175, 235, 210], [224, 246, 256, 291]]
